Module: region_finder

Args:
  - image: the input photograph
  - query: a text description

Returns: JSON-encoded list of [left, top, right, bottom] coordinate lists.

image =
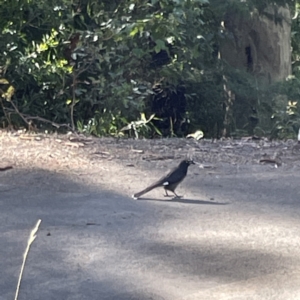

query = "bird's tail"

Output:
[[132, 181, 162, 199]]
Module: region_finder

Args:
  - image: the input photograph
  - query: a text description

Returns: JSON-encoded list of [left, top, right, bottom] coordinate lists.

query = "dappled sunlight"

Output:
[[61, 200, 300, 299], [2, 142, 300, 299]]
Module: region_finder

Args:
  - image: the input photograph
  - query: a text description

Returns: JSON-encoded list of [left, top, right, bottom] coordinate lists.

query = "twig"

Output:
[[8, 100, 31, 129], [71, 72, 76, 131], [14, 219, 42, 300], [70, 61, 94, 131], [23, 116, 73, 130], [0, 166, 13, 171], [0, 97, 12, 127], [4, 107, 74, 131]]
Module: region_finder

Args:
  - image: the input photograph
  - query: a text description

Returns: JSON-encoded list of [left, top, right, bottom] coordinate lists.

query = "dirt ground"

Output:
[[1, 131, 300, 300]]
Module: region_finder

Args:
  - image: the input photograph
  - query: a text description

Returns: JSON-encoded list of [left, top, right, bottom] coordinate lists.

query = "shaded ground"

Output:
[[1, 131, 300, 299]]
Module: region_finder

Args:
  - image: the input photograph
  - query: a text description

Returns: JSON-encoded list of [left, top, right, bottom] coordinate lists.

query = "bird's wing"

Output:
[[160, 165, 187, 186]]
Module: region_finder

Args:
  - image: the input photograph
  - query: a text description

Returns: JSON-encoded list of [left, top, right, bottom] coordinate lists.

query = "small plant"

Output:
[[270, 99, 300, 139], [119, 113, 162, 138]]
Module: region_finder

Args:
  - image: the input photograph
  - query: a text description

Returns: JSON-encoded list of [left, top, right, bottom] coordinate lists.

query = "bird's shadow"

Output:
[[136, 197, 229, 205]]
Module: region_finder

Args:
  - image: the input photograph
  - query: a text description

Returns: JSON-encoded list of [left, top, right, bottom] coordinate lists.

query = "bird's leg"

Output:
[[164, 189, 182, 199], [164, 190, 173, 197]]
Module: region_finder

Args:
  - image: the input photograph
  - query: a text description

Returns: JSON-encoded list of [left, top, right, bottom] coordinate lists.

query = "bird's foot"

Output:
[[164, 194, 173, 198], [172, 195, 183, 199]]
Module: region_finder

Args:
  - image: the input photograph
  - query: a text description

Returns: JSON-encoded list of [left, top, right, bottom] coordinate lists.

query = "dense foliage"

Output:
[[0, 0, 298, 138]]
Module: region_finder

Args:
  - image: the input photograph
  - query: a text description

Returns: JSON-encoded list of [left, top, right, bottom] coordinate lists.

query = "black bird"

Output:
[[132, 159, 195, 199]]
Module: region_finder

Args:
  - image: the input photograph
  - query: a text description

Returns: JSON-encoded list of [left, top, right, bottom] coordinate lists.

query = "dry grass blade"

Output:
[[14, 219, 42, 300]]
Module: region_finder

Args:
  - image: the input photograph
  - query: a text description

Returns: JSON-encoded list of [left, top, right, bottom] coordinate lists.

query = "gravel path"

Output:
[[1, 131, 300, 300]]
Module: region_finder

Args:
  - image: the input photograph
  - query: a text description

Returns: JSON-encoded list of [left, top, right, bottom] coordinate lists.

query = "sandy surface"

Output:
[[1, 131, 300, 300]]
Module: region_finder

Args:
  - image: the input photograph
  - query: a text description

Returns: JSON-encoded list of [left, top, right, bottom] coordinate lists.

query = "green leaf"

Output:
[[0, 78, 9, 84], [129, 26, 139, 37], [154, 39, 166, 53], [140, 112, 146, 122], [2, 85, 15, 101]]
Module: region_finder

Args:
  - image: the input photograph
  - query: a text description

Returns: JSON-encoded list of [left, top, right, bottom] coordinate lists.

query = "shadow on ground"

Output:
[[136, 197, 229, 205], [1, 165, 300, 300]]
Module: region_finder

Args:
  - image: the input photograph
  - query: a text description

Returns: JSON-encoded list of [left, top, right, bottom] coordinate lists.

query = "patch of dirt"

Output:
[[1, 130, 300, 195]]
